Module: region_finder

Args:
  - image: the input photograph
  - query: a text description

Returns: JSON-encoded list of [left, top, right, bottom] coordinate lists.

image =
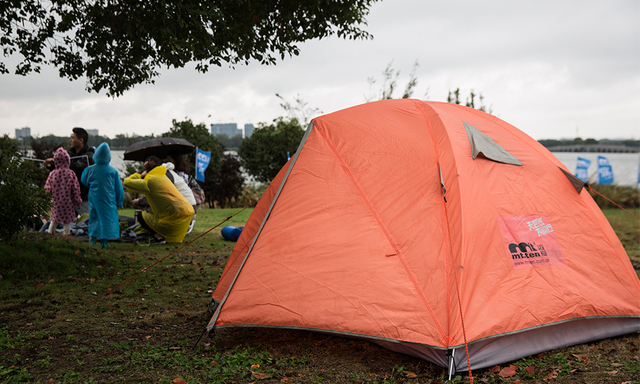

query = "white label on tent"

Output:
[[497, 215, 566, 269]]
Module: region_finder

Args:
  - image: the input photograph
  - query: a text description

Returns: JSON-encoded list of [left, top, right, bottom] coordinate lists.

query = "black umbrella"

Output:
[[123, 137, 195, 161]]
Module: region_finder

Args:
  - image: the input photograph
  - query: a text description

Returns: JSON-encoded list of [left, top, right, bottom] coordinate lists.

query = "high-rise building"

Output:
[[15, 127, 31, 139], [244, 124, 254, 138], [86, 129, 99, 137], [211, 123, 242, 137]]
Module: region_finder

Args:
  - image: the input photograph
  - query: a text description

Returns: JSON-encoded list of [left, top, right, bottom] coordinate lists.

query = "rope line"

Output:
[[587, 186, 640, 220], [91, 205, 253, 303]]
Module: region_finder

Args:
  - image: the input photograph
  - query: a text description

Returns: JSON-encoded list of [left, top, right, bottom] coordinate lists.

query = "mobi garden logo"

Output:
[[497, 215, 566, 269]]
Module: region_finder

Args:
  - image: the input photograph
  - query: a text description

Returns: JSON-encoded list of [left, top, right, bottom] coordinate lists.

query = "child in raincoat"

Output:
[[44, 147, 83, 235], [81, 143, 125, 248]]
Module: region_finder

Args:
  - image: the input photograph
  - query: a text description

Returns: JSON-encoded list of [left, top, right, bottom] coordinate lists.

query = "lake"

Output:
[[109, 150, 640, 186]]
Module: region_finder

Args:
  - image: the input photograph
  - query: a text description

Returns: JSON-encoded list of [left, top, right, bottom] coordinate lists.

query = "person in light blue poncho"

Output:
[[81, 143, 125, 248]]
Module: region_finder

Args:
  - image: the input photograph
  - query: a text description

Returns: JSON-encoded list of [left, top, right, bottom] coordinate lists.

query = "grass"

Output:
[[0, 207, 638, 383]]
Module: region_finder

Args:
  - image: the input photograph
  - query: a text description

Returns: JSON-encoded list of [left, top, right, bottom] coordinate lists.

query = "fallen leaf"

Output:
[[35, 283, 44, 290], [168, 347, 181, 350], [252, 372, 270, 380], [489, 365, 501, 373], [572, 353, 588, 362], [607, 370, 618, 375], [610, 363, 622, 367], [251, 364, 260, 369], [498, 366, 517, 378], [145, 335, 151, 339], [48, 279, 54, 283], [132, 255, 136, 260], [404, 371, 417, 378], [173, 379, 188, 384], [525, 366, 534, 375], [75, 250, 80, 255], [280, 379, 291, 383], [210, 361, 219, 365], [544, 368, 559, 380]]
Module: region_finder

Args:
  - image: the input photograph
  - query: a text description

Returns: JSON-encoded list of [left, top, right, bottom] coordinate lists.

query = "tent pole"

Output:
[[447, 348, 456, 381]]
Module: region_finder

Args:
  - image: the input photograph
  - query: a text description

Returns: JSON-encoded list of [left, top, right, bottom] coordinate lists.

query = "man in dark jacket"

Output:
[[44, 127, 95, 214]]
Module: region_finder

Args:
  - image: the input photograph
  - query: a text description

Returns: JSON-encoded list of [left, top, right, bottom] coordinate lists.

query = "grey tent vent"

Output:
[[464, 121, 522, 166], [559, 167, 587, 194]]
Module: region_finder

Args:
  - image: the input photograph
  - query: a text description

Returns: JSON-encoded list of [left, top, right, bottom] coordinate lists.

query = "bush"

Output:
[[204, 152, 245, 208], [588, 184, 639, 209], [238, 117, 305, 183], [0, 135, 52, 241]]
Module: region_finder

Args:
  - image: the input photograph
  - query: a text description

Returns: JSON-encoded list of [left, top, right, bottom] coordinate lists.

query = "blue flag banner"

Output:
[[575, 157, 591, 182], [597, 155, 614, 185], [195, 148, 211, 182]]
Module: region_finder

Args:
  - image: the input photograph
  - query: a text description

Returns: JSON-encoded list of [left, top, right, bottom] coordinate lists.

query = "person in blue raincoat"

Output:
[[81, 143, 125, 248]]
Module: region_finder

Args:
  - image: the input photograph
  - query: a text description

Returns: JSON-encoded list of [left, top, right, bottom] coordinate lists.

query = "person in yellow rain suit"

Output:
[[123, 159, 194, 243]]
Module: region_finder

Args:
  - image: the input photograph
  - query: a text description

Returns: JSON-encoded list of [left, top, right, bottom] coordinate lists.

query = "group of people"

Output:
[[43, 127, 197, 247]]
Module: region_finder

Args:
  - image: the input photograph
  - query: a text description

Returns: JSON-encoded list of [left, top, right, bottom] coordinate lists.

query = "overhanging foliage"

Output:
[[1, 0, 378, 96]]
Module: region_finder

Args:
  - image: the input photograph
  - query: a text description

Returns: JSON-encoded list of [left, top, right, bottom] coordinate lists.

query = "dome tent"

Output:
[[206, 99, 640, 372]]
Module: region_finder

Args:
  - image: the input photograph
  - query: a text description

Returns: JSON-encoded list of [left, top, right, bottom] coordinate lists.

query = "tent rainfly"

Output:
[[206, 100, 640, 373]]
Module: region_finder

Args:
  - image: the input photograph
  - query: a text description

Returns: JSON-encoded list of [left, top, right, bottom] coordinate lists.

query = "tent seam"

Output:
[[412, 100, 460, 344], [313, 123, 447, 341]]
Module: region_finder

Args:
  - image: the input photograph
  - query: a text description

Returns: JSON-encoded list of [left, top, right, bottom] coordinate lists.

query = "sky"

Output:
[[1, 0, 638, 141]]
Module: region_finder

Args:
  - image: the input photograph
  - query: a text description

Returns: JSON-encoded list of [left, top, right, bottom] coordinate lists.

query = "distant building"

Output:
[[86, 129, 99, 137], [211, 123, 242, 137], [15, 127, 31, 139], [15, 127, 30, 144], [244, 124, 254, 138]]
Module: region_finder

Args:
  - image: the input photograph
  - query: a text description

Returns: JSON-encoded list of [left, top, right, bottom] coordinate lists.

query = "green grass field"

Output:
[[0, 208, 638, 383]]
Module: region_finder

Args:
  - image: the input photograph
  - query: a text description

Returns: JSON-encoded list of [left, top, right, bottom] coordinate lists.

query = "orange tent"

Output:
[[207, 100, 640, 372]]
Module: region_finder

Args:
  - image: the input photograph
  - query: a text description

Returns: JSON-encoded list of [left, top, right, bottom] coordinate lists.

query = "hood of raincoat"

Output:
[[53, 147, 70, 169], [164, 162, 175, 171], [93, 142, 112, 165]]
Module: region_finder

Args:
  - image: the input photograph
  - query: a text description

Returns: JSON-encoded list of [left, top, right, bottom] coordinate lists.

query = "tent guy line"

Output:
[[89, 205, 254, 304], [587, 186, 640, 221]]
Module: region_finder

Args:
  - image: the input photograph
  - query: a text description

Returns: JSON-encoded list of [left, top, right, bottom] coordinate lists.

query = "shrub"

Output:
[[588, 184, 639, 209], [204, 152, 245, 208], [238, 117, 304, 183], [0, 135, 52, 241]]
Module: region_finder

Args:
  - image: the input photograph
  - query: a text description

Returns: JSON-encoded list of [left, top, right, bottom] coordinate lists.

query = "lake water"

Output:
[[109, 150, 640, 186]]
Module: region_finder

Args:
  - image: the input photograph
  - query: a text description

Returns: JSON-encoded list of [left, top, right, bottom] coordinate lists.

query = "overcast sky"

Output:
[[1, 0, 638, 141]]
